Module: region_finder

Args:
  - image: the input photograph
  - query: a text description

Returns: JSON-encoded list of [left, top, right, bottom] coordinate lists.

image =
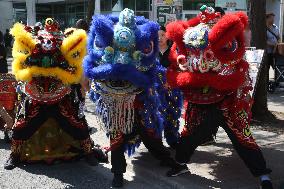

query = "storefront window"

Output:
[[136, 12, 149, 19], [183, 0, 215, 10], [12, 0, 153, 28], [101, 0, 112, 11], [136, 0, 150, 11], [123, 0, 135, 10], [13, 3, 27, 23]]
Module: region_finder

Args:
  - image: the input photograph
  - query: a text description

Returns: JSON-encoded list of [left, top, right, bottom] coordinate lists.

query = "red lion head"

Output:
[[166, 7, 249, 101]]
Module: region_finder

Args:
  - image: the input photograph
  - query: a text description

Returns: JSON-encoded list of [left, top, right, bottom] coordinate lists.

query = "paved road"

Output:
[[1, 99, 284, 189], [1, 58, 283, 189]]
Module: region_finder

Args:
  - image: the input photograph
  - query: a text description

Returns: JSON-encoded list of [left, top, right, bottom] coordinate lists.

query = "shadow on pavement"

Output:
[[268, 90, 284, 113], [0, 140, 10, 150], [20, 160, 112, 188], [130, 142, 284, 189]]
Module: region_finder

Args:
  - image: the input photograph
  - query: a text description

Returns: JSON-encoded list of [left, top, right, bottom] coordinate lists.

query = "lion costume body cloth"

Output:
[[9, 19, 93, 162], [166, 6, 271, 177]]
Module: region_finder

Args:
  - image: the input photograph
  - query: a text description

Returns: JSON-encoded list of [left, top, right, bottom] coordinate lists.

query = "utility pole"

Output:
[[26, 0, 36, 25]]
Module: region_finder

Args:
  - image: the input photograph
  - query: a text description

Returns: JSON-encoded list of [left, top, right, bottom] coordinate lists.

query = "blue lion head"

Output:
[[84, 8, 160, 89]]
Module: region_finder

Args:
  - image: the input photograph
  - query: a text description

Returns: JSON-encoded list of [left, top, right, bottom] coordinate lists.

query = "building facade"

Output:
[[0, 0, 281, 38], [0, 0, 250, 30]]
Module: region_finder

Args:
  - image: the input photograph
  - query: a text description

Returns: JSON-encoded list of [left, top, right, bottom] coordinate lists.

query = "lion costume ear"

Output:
[[209, 12, 248, 62], [61, 28, 87, 69], [10, 23, 36, 59], [10, 23, 36, 79]]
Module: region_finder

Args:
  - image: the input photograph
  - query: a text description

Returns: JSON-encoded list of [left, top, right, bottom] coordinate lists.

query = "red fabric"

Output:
[[165, 12, 257, 149], [209, 12, 247, 62], [167, 59, 249, 92]]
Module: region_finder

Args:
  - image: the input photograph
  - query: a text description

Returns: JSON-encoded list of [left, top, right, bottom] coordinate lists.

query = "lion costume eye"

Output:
[[141, 41, 154, 57], [45, 18, 54, 26], [93, 37, 104, 50], [223, 39, 238, 52]]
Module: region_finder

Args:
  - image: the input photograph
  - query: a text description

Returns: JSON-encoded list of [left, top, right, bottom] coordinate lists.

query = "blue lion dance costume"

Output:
[[84, 9, 182, 187]]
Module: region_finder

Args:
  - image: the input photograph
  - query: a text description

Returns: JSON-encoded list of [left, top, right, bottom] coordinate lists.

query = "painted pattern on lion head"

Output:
[[10, 18, 87, 103]]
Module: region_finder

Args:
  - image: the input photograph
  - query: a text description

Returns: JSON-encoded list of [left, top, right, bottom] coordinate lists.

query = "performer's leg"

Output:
[[56, 97, 101, 166], [138, 126, 174, 167], [4, 139, 23, 170], [221, 109, 271, 177], [168, 104, 223, 176], [223, 101, 273, 189], [4, 103, 43, 170], [110, 136, 126, 188]]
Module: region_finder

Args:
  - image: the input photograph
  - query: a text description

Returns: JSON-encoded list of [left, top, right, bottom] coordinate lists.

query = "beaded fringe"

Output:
[[95, 94, 136, 135]]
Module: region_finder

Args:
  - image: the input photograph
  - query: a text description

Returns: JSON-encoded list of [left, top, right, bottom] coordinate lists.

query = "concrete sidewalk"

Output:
[[268, 68, 284, 113], [85, 100, 284, 189], [92, 129, 284, 189], [268, 91, 284, 113]]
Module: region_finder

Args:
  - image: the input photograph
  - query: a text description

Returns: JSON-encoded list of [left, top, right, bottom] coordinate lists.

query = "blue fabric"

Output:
[[85, 10, 182, 155]]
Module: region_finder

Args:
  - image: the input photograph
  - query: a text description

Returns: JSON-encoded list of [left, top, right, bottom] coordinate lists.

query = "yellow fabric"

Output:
[[20, 117, 81, 162], [10, 23, 87, 85]]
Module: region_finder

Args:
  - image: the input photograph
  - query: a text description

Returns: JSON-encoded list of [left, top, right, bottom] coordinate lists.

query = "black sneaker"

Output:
[[112, 173, 124, 188], [166, 164, 190, 177], [4, 155, 20, 170], [260, 180, 273, 189], [85, 153, 99, 166]]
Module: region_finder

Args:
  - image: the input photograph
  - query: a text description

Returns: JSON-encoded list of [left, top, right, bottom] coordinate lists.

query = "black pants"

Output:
[[111, 125, 172, 174], [175, 104, 271, 177], [267, 53, 275, 69], [267, 53, 276, 85]]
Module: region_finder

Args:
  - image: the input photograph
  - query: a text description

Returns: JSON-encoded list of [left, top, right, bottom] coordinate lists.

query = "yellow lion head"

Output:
[[10, 18, 87, 85]]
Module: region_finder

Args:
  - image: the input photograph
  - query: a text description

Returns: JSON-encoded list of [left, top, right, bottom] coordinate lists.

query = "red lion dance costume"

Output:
[[165, 6, 272, 188]]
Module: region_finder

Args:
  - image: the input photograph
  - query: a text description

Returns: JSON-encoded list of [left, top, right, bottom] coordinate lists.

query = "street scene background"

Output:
[[0, 0, 284, 188], [0, 58, 283, 189]]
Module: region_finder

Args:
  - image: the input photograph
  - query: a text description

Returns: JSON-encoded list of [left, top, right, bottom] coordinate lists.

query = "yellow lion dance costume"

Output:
[[4, 18, 106, 170]]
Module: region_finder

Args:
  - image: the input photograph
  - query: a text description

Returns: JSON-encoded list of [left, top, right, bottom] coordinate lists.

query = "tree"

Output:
[[87, 0, 95, 25], [248, 0, 269, 118]]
